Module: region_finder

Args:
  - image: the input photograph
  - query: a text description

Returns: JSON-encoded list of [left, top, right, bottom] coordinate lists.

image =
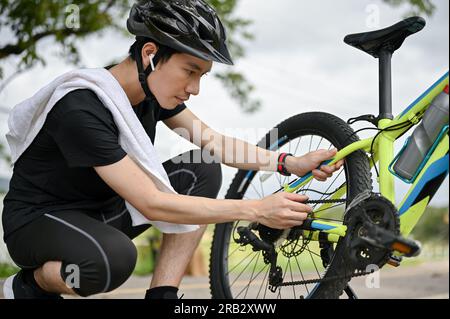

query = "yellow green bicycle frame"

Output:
[[283, 72, 449, 242]]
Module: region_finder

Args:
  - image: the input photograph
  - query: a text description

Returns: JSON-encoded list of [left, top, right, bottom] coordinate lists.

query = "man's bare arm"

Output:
[[163, 109, 279, 172], [94, 155, 311, 229], [164, 109, 344, 177]]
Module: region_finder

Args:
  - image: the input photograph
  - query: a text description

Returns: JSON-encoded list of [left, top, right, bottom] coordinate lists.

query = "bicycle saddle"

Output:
[[344, 16, 426, 58]]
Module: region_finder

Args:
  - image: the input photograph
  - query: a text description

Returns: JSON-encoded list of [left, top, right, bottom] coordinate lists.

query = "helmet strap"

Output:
[[134, 43, 164, 101]]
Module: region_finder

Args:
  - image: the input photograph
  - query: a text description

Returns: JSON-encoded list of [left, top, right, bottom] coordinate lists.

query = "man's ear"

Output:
[[141, 42, 159, 68]]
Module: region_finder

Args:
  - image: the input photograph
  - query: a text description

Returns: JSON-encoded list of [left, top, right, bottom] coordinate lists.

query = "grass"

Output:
[[132, 227, 161, 276], [0, 263, 19, 279]]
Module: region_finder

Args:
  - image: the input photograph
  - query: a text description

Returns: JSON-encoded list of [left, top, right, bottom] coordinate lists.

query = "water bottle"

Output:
[[393, 86, 449, 181]]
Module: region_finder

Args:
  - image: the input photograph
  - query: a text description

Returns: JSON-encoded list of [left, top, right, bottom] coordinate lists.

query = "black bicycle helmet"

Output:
[[127, 0, 233, 99]]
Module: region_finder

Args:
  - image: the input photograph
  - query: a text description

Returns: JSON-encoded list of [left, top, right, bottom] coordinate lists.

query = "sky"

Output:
[[0, 0, 448, 206]]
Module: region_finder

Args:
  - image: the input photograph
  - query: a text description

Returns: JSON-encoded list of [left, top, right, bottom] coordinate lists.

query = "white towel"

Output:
[[5, 68, 199, 234]]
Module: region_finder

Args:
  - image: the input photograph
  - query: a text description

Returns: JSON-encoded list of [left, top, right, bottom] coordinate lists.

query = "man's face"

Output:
[[148, 53, 212, 109]]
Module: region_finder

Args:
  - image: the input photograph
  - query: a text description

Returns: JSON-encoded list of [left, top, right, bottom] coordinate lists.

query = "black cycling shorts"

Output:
[[5, 150, 222, 297]]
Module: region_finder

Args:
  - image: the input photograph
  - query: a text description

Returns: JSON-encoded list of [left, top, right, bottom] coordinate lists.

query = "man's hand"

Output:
[[285, 149, 344, 181], [255, 192, 312, 229]]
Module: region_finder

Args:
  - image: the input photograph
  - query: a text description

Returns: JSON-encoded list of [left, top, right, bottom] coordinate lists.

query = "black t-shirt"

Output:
[[2, 89, 186, 240]]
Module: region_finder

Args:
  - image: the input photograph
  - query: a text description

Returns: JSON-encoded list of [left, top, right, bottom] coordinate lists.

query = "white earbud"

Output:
[[148, 53, 155, 71]]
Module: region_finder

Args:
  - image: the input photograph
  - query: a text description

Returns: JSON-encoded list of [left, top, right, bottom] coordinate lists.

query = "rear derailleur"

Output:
[[234, 224, 283, 292]]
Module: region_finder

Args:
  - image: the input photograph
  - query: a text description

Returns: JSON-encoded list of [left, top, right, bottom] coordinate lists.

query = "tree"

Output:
[[0, 0, 259, 113], [382, 0, 436, 16]]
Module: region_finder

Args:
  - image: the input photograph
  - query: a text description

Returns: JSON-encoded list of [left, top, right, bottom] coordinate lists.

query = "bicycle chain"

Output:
[[304, 199, 347, 204], [276, 269, 374, 287]]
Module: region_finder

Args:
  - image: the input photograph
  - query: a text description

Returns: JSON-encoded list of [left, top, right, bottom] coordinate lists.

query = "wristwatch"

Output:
[[277, 153, 293, 176]]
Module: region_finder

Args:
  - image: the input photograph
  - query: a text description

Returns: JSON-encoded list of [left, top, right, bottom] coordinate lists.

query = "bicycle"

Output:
[[209, 16, 449, 299]]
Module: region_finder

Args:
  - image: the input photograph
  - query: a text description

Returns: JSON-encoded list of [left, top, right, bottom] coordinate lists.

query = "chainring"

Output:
[[343, 193, 400, 271]]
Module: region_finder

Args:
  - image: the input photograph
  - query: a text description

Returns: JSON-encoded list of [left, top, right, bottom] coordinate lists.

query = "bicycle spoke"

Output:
[[320, 169, 344, 198], [305, 248, 322, 259], [275, 169, 282, 186], [244, 255, 267, 299], [249, 181, 262, 198], [293, 137, 302, 156], [315, 137, 324, 151], [236, 252, 261, 299], [226, 250, 256, 276], [302, 176, 315, 196], [243, 264, 272, 299], [307, 245, 322, 279], [229, 252, 259, 288], [228, 243, 244, 258], [255, 264, 270, 299], [295, 188, 342, 197], [263, 266, 271, 299], [308, 135, 313, 153], [294, 255, 310, 295], [277, 258, 290, 299], [258, 173, 265, 198], [282, 174, 288, 189], [287, 258, 297, 299], [313, 169, 345, 210], [302, 136, 315, 192]]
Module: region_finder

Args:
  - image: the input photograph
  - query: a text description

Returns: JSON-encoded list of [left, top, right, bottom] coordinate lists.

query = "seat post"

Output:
[[379, 48, 393, 120]]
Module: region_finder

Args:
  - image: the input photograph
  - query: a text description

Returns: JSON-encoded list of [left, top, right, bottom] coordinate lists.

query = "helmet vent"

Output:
[[176, 20, 191, 34], [196, 5, 215, 27], [152, 19, 181, 35], [198, 23, 214, 43]]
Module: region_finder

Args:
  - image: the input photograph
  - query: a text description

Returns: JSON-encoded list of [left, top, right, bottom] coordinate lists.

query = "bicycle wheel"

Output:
[[209, 112, 372, 299]]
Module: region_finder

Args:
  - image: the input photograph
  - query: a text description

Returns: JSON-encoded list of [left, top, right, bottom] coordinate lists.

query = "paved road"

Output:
[[1, 260, 448, 299]]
